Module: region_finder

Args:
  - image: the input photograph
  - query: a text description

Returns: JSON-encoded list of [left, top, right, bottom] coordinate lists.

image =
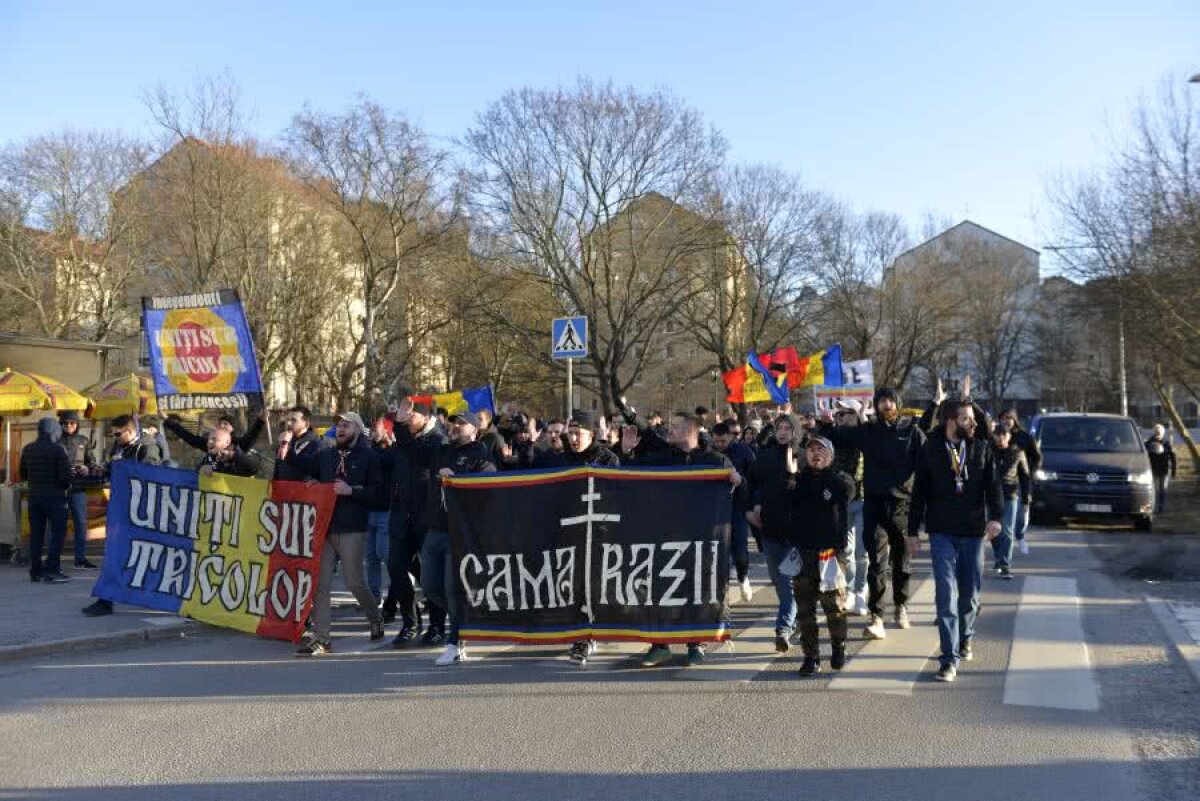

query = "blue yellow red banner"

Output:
[[141, 289, 264, 411], [92, 461, 335, 641]]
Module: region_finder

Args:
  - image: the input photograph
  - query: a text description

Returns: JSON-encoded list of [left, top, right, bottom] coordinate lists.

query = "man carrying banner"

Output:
[[285, 411, 386, 656], [424, 411, 497, 666], [908, 400, 1001, 683], [82, 415, 162, 617], [622, 412, 741, 668], [382, 399, 449, 647]]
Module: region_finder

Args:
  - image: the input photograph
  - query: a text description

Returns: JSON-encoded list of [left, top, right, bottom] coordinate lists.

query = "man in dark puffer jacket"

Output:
[[20, 417, 73, 583]]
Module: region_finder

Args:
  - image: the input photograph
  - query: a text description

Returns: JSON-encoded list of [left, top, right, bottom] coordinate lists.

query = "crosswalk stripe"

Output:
[[1003, 576, 1099, 711], [827, 578, 938, 696]]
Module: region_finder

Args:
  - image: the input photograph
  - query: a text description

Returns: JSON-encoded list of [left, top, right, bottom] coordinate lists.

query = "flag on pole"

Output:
[[767, 345, 844, 389], [409, 385, 496, 417]]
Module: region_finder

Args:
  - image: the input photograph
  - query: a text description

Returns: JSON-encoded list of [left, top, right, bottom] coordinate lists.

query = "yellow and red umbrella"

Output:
[[0, 368, 89, 414], [80, 373, 159, 419]]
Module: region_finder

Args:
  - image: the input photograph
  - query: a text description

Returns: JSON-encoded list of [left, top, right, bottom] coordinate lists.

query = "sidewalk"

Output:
[[0, 555, 192, 662]]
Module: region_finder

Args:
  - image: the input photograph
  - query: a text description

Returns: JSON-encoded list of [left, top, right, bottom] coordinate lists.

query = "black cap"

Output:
[[409, 399, 435, 417], [450, 411, 481, 428], [569, 411, 598, 431], [57, 410, 81, 423]]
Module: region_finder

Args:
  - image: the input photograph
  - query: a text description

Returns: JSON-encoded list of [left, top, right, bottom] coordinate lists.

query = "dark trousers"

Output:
[[384, 512, 443, 630], [67, 490, 88, 562], [29, 493, 68, 575], [792, 556, 848, 658], [864, 493, 912, 617]]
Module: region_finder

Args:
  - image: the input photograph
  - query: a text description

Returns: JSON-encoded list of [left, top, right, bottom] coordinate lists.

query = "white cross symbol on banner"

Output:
[[560, 476, 620, 623]]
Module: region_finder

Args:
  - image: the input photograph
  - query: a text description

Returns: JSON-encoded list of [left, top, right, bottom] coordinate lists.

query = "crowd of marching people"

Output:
[[19, 377, 1092, 681]]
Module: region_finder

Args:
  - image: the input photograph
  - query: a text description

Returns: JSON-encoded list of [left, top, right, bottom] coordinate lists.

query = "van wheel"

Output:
[[1134, 515, 1153, 532]]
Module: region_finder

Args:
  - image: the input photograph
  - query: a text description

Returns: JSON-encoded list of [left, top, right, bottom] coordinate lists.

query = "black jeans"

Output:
[[384, 512, 443, 630], [864, 493, 912, 617], [28, 493, 68, 575]]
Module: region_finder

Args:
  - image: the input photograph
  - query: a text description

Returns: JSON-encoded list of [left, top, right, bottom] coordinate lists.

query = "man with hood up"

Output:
[[20, 417, 73, 583], [808, 387, 925, 640]]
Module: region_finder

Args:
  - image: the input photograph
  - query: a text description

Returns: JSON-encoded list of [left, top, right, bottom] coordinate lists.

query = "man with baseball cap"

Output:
[[785, 435, 855, 675], [423, 409, 497, 666], [283, 410, 386, 656], [57, 410, 98, 569]]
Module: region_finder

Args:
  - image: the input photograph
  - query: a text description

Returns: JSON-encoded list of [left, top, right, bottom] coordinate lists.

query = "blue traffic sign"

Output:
[[551, 316, 588, 359]]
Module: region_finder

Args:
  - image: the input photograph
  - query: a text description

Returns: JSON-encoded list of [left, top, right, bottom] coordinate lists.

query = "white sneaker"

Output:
[[1017, 540, 1030, 555], [865, 615, 887, 640], [434, 643, 466, 666], [894, 605, 911, 630], [739, 578, 753, 602], [853, 593, 869, 617]]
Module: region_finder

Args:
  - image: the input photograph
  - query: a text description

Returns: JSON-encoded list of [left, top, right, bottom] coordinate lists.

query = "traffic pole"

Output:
[[566, 357, 573, 419]]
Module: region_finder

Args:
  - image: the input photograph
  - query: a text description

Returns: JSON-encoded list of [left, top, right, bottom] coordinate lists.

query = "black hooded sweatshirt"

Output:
[[20, 418, 72, 497]]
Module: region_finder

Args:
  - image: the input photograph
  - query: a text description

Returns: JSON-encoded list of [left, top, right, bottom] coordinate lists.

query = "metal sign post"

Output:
[[552, 316, 588, 418]]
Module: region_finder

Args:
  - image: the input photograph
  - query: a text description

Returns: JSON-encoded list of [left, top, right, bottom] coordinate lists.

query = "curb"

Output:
[[1145, 595, 1200, 687], [0, 619, 195, 663]]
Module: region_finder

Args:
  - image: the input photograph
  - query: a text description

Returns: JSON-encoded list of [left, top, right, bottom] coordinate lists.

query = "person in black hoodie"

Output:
[[285, 411, 386, 656], [196, 427, 261, 477], [989, 426, 1030, 579], [423, 411, 497, 666], [712, 421, 756, 603], [786, 436, 856, 675], [20, 417, 73, 583], [997, 407, 1041, 552], [623, 412, 741, 669], [810, 386, 925, 639], [907, 400, 1003, 683], [381, 399, 450, 646], [748, 414, 802, 650]]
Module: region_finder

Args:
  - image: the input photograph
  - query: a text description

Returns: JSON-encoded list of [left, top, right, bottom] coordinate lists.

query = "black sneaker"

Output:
[[419, 627, 445, 647], [830, 643, 847, 670], [685, 644, 705, 667], [391, 624, 421, 648], [936, 663, 958, 682], [42, 570, 72, 583], [296, 639, 333, 657], [82, 600, 113, 617], [569, 641, 590, 664], [959, 639, 974, 662], [74, 559, 98, 570], [29, 570, 42, 583], [798, 656, 820, 676], [369, 618, 385, 641], [774, 630, 792, 654], [999, 567, 1013, 580]]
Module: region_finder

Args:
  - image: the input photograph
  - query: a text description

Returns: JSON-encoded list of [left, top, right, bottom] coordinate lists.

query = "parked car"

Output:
[[1028, 413, 1156, 530]]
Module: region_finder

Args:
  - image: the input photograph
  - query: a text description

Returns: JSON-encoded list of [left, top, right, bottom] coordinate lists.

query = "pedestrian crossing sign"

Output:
[[552, 316, 588, 359]]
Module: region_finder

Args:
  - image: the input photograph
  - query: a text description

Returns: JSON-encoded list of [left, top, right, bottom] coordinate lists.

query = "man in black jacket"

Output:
[[748, 414, 801, 651], [786, 436, 856, 675], [273, 406, 325, 481], [1145, 424, 1177, 514], [197, 427, 261, 478], [57, 410, 98, 569], [165, 410, 266, 460], [907, 400, 1003, 683], [812, 387, 925, 639], [382, 399, 450, 646], [20, 417, 73, 583], [623, 413, 741, 669], [423, 411, 497, 666], [285, 411, 386, 656], [713, 421, 756, 603], [82, 415, 162, 616]]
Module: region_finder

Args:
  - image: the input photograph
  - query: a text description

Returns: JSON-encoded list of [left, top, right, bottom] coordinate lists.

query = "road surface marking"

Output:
[[1003, 576, 1099, 711], [828, 578, 938, 696]]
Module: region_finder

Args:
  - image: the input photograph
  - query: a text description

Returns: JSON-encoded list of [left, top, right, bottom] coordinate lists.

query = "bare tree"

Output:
[[284, 98, 458, 411], [678, 164, 826, 374], [464, 79, 728, 413], [0, 130, 150, 341]]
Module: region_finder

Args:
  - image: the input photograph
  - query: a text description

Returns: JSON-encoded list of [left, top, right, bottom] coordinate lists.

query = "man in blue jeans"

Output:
[[57, 411, 98, 569], [907, 399, 1002, 683], [748, 415, 801, 652], [831, 400, 868, 615], [712, 421, 756, 602]]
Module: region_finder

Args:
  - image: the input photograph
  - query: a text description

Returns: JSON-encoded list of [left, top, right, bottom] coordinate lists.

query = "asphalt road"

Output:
[[2, 526, 1198, 801]]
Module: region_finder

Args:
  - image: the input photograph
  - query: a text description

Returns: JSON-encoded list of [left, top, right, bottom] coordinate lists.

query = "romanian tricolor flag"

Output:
[[93, 461, 336, 642], [723, 345, 844, 403], [409, 384, 496, 417]]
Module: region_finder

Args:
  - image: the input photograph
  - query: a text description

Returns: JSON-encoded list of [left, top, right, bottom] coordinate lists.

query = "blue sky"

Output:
[[3, 1, 1198, 265]]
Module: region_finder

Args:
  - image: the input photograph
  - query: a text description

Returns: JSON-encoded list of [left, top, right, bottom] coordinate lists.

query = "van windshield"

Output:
[[1038, 419, 1143, 453]]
